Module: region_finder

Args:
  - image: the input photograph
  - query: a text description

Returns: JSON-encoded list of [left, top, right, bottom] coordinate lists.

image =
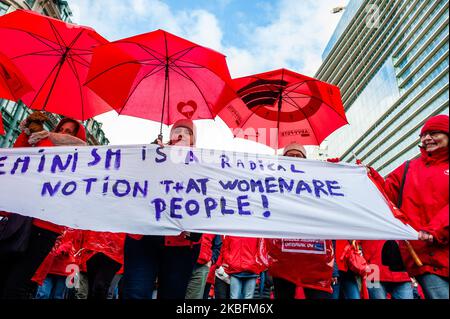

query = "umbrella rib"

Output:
[[116, 64, 166, 115], [283, 94, 320, 144], [69, 53, 90, 68], [67, 30, 85, 50], [11, 49, 63, 60], [26, 58, 62, 109], [66, 56, 86, 120], [283, 79, 317, 96], [169, 46, 197, 63], [168, 64, 214, 119], [26, 32, 61, 52], [287, 94, 347, 122], [132, 42, 165, 64], [84, 61, 147, 85], [233, 104, 266, 133], [48, 20, 67, 52]]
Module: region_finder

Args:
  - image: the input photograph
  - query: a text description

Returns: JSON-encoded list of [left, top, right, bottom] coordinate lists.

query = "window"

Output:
[[0, 1, 9, 15], [25, 0, 36, 9]]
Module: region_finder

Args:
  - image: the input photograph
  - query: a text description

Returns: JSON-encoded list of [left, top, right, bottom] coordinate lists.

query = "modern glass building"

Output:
[[316, 0, 449, 176], [0, 0, 110, 146]]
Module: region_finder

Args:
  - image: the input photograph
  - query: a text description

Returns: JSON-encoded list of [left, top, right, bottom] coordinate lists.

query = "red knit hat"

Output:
[[420, 115, 449, 135]]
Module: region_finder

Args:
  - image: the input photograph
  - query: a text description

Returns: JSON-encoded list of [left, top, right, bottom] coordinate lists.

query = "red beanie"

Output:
[[421, 115, 449, 135]]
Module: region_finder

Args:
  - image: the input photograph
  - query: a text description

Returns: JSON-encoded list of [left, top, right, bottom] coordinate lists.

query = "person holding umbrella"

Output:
[[369, 114, 449, 299], [122, 119, 203, 299]]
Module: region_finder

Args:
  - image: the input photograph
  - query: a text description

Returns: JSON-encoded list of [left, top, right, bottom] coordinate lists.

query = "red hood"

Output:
[[53, 118, 87, 142]]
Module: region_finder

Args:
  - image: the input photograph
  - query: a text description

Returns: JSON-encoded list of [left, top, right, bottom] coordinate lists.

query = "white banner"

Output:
[[0, 144, 418, 239]]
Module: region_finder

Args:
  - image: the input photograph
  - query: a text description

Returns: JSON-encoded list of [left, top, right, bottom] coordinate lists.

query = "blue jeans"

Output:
[[35, 274, 67, 299], [122, 235, 199, 299], [230, 275, 257, 299], [331, 270, 360, 299], [368, 281, 413, 299], [416, 273, 449, 299]]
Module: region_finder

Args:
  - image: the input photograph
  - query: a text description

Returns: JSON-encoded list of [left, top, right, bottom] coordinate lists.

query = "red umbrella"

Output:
[[216, 68, 348, 150], [85, 29, 233, 138], [0, 9, 112, 120], [0, 52, 33, 102]]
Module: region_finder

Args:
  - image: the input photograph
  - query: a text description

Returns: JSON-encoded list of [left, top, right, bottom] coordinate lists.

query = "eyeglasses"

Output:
[[172, 127, 192, 135], [284, 151, 306, 158], [419, 130, 446, 138]]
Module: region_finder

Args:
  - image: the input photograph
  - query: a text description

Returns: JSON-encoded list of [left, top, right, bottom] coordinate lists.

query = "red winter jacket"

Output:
[[32, 229, 83, 285], [266, 239, 334, 293], [197, 234, 215, 265], [360, 240, 411, 282], [78, 230, 125, 266], [221, 236, 266, 275], [381, 147, 449, 278]]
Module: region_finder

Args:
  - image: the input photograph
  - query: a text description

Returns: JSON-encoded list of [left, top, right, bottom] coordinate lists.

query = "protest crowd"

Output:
[[0, 114, 448, 300], [0, 10, 448, 301]]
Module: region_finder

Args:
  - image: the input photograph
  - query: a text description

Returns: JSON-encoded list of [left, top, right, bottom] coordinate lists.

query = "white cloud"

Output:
[[68, 0, 346, 155]]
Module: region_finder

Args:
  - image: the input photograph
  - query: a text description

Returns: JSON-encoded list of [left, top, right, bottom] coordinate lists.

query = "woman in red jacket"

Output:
[[122, 119, 202, 299], [266, 143, 335, 299], [0, 117, 86, 299], [221, 235, 266, 299], [371, 115, 448, 299]]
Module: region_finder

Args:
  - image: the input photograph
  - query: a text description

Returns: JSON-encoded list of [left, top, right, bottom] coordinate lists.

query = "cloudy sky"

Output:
[[69, 0, 347, 155]]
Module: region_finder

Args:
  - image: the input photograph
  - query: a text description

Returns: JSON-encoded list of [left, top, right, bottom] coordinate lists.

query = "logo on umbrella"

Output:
[[236, 78, 323, 123], [177, 100, 198, 119]]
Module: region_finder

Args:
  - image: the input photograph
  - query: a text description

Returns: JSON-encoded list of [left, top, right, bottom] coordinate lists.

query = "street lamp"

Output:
[[331, 6, 346, 14]]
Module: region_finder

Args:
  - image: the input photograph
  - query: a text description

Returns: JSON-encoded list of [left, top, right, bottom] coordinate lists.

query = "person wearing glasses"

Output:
[[369, 114, 448, 299]]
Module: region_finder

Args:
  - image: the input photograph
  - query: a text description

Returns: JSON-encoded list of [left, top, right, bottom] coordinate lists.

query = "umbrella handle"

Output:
[[404, 240, 423, 267]]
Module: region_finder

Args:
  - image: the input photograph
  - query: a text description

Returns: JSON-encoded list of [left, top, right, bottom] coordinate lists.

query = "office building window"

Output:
[[25, 0, 36, 9], [0, 1, 9, 15]]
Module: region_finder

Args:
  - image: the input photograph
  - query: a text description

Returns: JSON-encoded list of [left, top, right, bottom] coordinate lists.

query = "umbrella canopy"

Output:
[[0, 52, 33, 102], [0, 9, 113, 120], [216, 68, 348, 150], [85, 29, 233, 137]]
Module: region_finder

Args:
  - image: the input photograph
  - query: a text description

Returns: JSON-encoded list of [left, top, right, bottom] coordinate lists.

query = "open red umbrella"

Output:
[[85, 29, 233, 139], [216, 68, 348, 150], [0, 52, 33, 102], [0, 9, 112, 120]]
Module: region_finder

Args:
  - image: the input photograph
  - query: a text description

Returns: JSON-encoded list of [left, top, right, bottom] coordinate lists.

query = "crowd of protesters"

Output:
[[0, 113, 448, 300]]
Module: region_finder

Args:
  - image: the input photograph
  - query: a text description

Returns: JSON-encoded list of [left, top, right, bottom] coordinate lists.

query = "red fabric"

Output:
[[221, 236, 266, 275], [77, 231, 125, 266], [86, 29, 232, 124], [197, 234, 215, 265], [0, 111, 4, 135], [382, 147, 448, 278], [207, 249, 224, 285], [335, 240, 349, 272], [0, 52, 33, 102], [32, 229, 83, 285], [0, 10, 112, 120], [295, 286, 305, 299], [361, 240, 411, 282], [265, 239, 334, 293], [126, 233, 201, 247], [53, 118, 87, 142], [420, 115, 449, 135], [215, 68, 347, 150]]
